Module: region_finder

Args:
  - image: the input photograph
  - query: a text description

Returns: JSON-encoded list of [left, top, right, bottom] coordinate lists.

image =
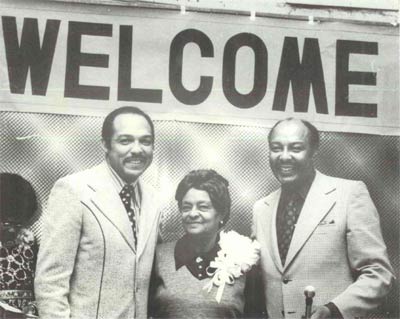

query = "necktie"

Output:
[[120, 184, 138, 248], [276, 193, 301, 266]]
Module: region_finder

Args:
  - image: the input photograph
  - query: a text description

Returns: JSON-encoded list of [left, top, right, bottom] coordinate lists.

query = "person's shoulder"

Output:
[[156, 240, 177, 261], [52, 163, 105, 191], [317, 171, 365, 189], [253, 188, 280, 209], [253, 197, 266, 211], [316, 172, 370, 203]]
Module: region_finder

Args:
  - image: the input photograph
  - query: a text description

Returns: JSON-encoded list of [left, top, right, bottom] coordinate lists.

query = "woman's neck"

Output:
[[188, 232, 219, 255]]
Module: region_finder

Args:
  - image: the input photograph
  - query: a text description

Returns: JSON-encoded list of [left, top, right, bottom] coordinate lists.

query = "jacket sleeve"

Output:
[[332, 181, 395, 319], [34, 179, 83, 319]]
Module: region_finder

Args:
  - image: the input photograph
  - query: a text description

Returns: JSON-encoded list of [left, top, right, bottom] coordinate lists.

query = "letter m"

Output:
[[272, 37, 328, 114], [2, 16, 60, 95]]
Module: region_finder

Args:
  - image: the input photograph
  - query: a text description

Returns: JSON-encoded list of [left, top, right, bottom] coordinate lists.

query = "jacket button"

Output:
[[282, 278, 290, 284]]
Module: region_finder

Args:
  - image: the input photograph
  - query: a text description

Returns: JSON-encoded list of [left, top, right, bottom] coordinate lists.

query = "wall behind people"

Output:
[[0, 110, 398, 316]]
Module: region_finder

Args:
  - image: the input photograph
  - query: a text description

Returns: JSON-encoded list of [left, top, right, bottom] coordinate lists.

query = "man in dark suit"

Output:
[[35, 106, 161, 319], [252, 118, 394, 319]]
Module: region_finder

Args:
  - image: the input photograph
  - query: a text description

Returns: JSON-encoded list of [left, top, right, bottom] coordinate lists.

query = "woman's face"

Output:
[[181, 188, 222, 238]]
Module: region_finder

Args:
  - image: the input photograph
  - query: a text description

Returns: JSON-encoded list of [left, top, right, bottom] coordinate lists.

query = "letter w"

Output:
[[2, 16, 60, 95]]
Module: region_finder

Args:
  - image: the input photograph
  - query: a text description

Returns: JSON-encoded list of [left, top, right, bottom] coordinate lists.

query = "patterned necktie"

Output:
[[120, 184, 138, 248], [277, 193, 301, 266]]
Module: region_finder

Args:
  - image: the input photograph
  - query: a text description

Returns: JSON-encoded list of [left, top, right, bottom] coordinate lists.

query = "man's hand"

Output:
[[310, 306, 331, 319]]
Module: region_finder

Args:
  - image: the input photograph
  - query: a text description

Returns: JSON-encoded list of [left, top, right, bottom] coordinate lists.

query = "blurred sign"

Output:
[[0, 1, 399, 134]]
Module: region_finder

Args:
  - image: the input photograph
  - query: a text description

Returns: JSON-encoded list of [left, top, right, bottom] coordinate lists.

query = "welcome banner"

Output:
[[0, 0, 399, 134]]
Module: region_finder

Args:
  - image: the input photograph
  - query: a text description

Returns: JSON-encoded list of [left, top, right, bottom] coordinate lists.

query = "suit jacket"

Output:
[[35, 162, 161, 319], [252, 171, 394, 319]]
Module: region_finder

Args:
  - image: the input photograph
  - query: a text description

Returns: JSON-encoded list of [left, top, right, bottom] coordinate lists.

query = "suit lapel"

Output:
[[136, 181, 158, 259], [84, 163, 136, 253], [284, 172, 336, 270], [264, 189, 284, 273]]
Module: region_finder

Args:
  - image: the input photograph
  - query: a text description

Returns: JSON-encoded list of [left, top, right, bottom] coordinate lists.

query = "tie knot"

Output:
[[282, 191, 301, 205]]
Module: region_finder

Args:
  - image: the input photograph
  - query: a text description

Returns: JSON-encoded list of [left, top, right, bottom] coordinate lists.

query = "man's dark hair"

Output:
[[175, 169, 231, 227], [102, 106, 155, 149], [268, 118, 320, 152]]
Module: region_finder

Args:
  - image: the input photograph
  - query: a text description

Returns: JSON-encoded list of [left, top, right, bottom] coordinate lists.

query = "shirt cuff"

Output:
[[325, 302, 344, 319]]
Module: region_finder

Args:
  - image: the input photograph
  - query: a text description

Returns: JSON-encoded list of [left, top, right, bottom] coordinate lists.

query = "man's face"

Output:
[[103, 113, 154, 183], [269, 120, 315, 186]]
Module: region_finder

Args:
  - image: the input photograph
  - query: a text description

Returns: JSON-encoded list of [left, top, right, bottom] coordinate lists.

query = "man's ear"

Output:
[[311, 148, 319, 160], [101, 139, 108, 152]]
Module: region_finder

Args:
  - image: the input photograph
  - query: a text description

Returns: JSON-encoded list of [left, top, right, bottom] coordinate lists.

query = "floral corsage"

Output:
[[16, 228, 35, 248], [203, 231, 261, 303]]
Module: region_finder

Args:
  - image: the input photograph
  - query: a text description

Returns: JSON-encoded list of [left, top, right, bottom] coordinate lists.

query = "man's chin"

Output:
[[124, 162, 146, 171], [121, 169, 143, 183], [278, 175, 298, 185]]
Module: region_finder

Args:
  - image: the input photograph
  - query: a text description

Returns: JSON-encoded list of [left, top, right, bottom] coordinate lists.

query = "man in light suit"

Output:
[[252, 118, 394, 319], [35, 106, 161, 319]]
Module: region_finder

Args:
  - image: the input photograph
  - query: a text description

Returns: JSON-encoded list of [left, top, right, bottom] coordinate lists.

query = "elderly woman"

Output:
[[149, 169, 263, 318]]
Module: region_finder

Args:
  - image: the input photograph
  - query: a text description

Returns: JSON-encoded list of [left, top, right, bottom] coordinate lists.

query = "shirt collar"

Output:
[[174, 234, 220, 270], [105, 158, 138, 193]]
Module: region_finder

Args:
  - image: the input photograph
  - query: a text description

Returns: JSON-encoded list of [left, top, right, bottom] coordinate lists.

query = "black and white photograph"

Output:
[[0, 0, 398, 318]]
